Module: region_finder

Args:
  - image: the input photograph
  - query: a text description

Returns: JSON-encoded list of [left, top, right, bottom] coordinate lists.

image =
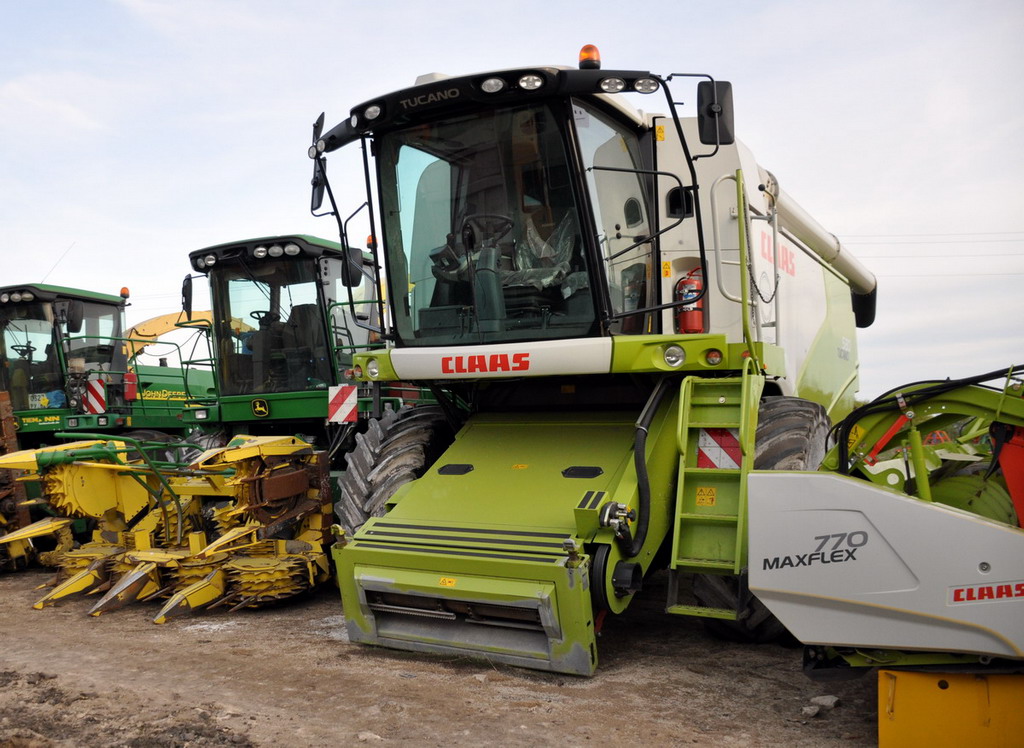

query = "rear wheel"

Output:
[[334, 405, 453, 536], [695, 396, 830, 643]]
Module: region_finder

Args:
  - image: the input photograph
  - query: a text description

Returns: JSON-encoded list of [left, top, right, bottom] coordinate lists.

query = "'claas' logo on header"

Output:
[[441, 353, 529, 375]]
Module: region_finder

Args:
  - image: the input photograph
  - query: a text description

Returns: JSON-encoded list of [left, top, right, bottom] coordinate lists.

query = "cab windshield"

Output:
[[0, 299, 122, 410], [377, 103, 598, 347], [209, 257, 335, 395], [0, 302, 62, 410]]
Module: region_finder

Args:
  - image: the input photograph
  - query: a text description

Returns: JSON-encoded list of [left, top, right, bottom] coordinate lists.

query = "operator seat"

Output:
[[281, 304, 330, 389]]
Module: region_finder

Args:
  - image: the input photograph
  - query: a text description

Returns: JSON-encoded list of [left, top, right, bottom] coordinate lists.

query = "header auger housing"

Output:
[[749, 366, 1024, 677], [0, 432, 332, 622]]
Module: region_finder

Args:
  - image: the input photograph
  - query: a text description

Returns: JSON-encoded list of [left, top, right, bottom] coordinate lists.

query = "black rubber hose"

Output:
[[628, 377, 677, 558], [834, 364, 1024, 474]]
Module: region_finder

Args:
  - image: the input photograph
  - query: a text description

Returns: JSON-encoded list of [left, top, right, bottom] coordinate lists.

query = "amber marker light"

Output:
[[579, 44, 601, 70]]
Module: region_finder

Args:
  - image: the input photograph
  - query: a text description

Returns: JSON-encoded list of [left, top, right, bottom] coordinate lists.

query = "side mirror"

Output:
[[341, 246, 363, 288], [310, 113, 327, 212], [311, 158, 327, 213], [181, 275, 193, 321], [697, 80, 735, 146], [66, 300, 84, 333]]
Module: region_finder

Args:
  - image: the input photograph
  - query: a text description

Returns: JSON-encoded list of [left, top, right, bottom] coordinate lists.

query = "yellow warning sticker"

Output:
[[656, 125, 666, 142], [847, 424, 865, 451], [439, 577, 457, 588], [661, 261, 672, 278], [511, 464, 528, 470], [695, 487, 717, 507]]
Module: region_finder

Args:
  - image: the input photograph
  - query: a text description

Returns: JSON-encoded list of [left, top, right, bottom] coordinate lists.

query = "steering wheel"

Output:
[[249, 310, 278, 324], [460, 213, 514, 250], [12, 343, 36, 358]]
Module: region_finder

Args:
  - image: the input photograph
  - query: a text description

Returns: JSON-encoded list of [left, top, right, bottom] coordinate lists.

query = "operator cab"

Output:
[[310, 49, 698, 348], [186, 235, 376, 397], [0, 285, 125, 413]]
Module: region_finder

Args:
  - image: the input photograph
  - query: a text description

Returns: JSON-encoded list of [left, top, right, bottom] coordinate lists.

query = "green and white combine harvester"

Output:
[[309, 46, 1023, 685], [305, 44, 925, 676]]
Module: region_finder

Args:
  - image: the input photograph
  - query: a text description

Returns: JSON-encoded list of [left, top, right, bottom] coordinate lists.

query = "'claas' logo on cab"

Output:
[[441, 353, 529, 374]]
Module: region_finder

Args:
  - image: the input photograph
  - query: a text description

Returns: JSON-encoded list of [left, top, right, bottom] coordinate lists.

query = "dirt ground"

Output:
[[0, 568, 877, 747]]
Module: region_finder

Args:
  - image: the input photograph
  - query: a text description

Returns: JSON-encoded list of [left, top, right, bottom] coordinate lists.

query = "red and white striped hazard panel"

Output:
[[84, 379, 106, 414], [696, 428, 741, 469], [327, 385, 358, 423]]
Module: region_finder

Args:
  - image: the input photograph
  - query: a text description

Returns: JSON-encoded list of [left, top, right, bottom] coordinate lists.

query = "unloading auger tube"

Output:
[[762, 175, 877, 326]]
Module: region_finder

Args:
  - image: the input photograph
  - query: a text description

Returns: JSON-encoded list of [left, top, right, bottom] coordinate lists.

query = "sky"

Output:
[[1, 0, 1022, 399]]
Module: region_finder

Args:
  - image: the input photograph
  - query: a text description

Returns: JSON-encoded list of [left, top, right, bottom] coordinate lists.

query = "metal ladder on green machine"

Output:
[[665, 368, 763, 620]]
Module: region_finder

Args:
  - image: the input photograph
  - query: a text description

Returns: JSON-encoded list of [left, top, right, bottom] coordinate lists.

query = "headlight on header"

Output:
[[194, 409, 209, 421], [366, 358, 380, 379], [663, 345, 686, 368]]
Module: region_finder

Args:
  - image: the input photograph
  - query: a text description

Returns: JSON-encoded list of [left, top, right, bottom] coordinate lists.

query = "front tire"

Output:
[[334, 406, 453, 536]]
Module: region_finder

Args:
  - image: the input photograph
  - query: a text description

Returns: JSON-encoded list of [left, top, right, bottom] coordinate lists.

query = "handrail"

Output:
[[709, 173, 743, 303], [733, 170, 761, 371]]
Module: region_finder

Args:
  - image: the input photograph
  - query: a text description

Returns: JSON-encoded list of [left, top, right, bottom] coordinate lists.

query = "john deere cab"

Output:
[[180, 234, 388, 444], [0, 284, 197, 446], [309, 46, 877, 675]]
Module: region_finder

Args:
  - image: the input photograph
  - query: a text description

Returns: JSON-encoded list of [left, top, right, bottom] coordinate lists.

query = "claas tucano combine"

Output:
[[313, 47, 1023, 686], [308, 45, 894, 676]]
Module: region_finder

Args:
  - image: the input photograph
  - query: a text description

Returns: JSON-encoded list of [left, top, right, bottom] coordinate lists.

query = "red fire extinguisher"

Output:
[[123, 370, 138, 401], [674, 268, 705, 334]]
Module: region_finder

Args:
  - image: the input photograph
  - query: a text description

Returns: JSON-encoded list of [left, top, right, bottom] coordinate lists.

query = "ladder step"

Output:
[[673, 557, 735, 570], [666, 603, 738, 620], [676, 513, 738, 523]]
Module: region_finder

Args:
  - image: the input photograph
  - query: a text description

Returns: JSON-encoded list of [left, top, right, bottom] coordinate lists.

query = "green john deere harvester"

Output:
[[0, 283, 212, 569], [303, 46, 878, 675], [0, 283, 205, 445]]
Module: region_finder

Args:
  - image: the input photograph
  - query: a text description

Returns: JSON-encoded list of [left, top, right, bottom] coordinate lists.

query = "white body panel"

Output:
[[748, 472, 1024, 659], [389, 338, 613, 380], [651, 119, 856, 401]]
